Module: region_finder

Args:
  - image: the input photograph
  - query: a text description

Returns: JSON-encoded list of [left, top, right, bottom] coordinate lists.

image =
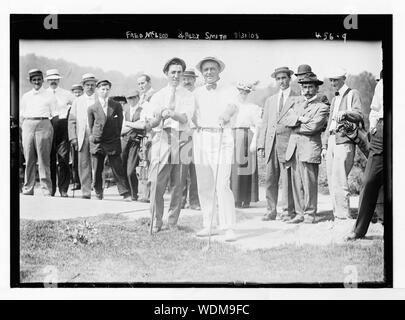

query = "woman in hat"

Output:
[[230, 81, 262, 208]]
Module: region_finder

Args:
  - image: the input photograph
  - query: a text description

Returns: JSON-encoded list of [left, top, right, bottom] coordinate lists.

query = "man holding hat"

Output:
[[20, 69, 58, 195], [283, 74, 330, 223], [45, 69, 75, 197], [70, 84, 84, 191], [121, 90, 152, 201], [193, 56, 239, 241], [180, 68, 201, 210], [68, 73, 98, 199], [147, 57, 195, 232], [322, 68, 363, 220], [87, 79, 131, 200], [257, 66, 300, 222]]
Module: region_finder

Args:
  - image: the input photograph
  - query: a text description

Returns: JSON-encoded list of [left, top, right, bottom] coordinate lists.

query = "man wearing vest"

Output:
[[258, 66, 299, 222], [121, 90, 152, 201], [68, 73, 98, 199], [322, 68, 364, 220]]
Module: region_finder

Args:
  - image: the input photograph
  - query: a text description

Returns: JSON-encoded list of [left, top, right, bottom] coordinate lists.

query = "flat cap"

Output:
[[163, 57, 186, 74], [271, 66, 294, 78], [96, 79, 112, 88]]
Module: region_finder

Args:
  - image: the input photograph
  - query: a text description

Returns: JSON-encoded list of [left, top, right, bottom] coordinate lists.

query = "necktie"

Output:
[[335, 92, 340, 96], [169, 88, 176, 110], [278, 91, 284, 113], [206, 83, 217, 91]]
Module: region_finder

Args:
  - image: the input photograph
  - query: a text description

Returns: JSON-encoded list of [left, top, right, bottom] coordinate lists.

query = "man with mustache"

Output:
[[20, 69, 57, 196], [283, 74, 330, 224], [322, 68, 363, 220], [45, 69, 75, 197], [68, 73, 98, 199], [147, 57, 195, 232]]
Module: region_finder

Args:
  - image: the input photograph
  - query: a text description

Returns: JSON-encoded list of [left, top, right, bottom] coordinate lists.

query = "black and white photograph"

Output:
[[9, 13, 392, 288]]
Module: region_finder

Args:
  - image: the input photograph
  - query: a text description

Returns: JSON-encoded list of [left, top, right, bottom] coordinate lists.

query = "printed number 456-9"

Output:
[[315, 32, 347, 42]]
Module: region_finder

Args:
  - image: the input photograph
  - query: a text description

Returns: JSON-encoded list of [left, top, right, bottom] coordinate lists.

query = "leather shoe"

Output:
[[22, 191, 34, 196], [286, 215, 304, 224], [282, 214, 296, 222], [189, 204, 201, 211], [81, 195, 91, 199], [262, 213, 277, 221], [95, 193, 103, 200], [60, 191, 68, 198], [152, 226, 162, 233], [303, 215, 316, 224], [138, 198, 150, 203], [72, 184, 81, 191], [344, 232, 362, 241]]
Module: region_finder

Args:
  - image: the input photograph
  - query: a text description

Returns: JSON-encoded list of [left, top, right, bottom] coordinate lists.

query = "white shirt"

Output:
[[278, 87, 291, 111], [193, 82, 239, 128], [85, 93, 96, 107], [330, 84, 349, 131], [369, 79, 383, 130], [46, 86, 74, 119], [149, 85, 195, 131], [21, 87, 58, 119], [233, 101, 262, 129], [98, 97, 108, 115]]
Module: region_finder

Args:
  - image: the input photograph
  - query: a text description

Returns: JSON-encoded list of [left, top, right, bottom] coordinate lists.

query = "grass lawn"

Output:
[[20, 213, 385, 285]]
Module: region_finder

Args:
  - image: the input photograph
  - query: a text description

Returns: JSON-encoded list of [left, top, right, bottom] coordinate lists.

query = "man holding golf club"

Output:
[[193, 57, 239, 242], [148, 57, 195, 233]]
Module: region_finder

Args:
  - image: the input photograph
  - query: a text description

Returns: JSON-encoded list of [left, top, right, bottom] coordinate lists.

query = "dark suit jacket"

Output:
[[257, 89, 300, 163], [284, 95, 330, 164], [88, 97, 123, 155]]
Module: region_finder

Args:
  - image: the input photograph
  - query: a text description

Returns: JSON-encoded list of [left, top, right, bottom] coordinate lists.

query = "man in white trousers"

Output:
[[193, 56, 239, 242]]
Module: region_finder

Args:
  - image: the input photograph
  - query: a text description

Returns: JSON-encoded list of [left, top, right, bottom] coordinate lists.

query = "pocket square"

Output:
[[113, 115, 118, 118]]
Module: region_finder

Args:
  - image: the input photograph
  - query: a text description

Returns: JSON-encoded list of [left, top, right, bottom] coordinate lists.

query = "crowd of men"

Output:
[[19, 57, 384, 242]]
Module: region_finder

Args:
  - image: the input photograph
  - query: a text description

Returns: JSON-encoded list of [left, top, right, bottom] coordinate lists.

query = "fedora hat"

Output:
[[196, 56, 225, 73], [81, 73, 98, 84], [298, 73, 324, 86], [271, 66, 294, 78], [71, 84, 83, 91], [183, 68, 198, 78], [295, 64, 312, 76], [163, 57, 186, 74], [44, 69, 62, 80], [96, 79, 112, 88], [27, 68, 43, 80]]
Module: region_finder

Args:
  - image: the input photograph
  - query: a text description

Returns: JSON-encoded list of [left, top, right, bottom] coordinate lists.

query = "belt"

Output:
[[232, 127, 250, 130], [199, 127, 224, 132], [25, 117, 49, 120]]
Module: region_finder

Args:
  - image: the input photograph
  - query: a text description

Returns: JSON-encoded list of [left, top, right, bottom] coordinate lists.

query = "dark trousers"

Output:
[[122, 139, 141, 200], [50, 118, 71, 195], [354, 119, 384, 237], [92, 152, 130, 196], [181, 162, 200, 207], [71, 147, 81, 187]]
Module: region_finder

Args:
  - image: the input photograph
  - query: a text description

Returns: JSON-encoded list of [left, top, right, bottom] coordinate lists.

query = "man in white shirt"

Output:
[[20, 69, 58, 196], [45, 69, 75, 197], [346, 76, 384, 240], [70, 84, 84, 191], [148, 57, 195, 232], [322, 68, 363, 220], [68, 73, 98, 199], [193, 56, 239, 241]]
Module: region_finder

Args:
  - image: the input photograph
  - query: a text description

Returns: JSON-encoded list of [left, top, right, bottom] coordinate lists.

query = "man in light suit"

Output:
[[322, 68, 363, 220], [87, 79, 131, 200], [257, 66, 300, 221], [68, 73, 97, 199], [283, 74, 330, 224]]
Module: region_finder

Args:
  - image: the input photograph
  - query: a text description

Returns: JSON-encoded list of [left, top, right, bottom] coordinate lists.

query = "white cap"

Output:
[[328, 67, 347, 79], [44, 69, 62, 80]]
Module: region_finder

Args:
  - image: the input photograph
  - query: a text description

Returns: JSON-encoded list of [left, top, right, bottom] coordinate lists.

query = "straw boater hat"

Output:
[[183, 68, 198, 78], [44, 69, 62, 80], [162, 57, 186, 74], [81, 73, 98, 84], [298, 73, 324, 86], [27, 68, 43, 80], [96, 79, 112, 88], [71, 84, 83, 91], [295, 64, 312, 76], [195, 56, 225, 73], [327, 67, 347, 79], [271, 66, 294, 78], [236, 80, 260, 93]]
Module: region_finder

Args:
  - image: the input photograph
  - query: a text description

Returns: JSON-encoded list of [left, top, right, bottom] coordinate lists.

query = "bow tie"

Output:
[[335, 92, 340, 96], [33, 90, 40, 95], [206, 83, 217, 91]]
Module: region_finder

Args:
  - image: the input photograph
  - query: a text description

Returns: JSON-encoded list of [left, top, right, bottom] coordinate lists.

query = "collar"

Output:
[[32, 87, 44, 95], [98, 96, 108, 106], [304, 95, 318, 103], [205, 80, 220, 90], [338, 84, 349, 96], [279, 86, 291, 97], [47, 86, 59, 93], [85, 93, 95, 99]]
